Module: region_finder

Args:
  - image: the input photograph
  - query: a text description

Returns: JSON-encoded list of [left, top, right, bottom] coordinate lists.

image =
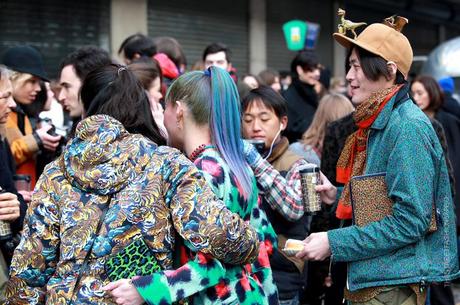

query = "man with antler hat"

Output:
[[296, 13, 459, 305]]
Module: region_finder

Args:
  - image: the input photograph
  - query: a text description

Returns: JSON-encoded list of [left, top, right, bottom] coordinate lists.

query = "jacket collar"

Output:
[[266, 136, 289, 163], [371, 83, 411, 130]]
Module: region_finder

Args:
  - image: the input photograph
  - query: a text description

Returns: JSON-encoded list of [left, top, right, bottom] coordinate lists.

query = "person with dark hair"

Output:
[[58, 46, 112, 127], [279, 71, 292, 92], [258, 69, 282, 93], [412, 76, 460, 216], [242, 73, 260, 89], [202, 42, 232, 71], [22, 81, 66, 178], [297, 17, 458, 305], [128, 58, 168, 139], [438, 76, 460, 120], [153, 36, 187, 74], [2, 45, 61, 189], [118, 33, 156, 64], [242, 85, 336, 305], [282, 50, 321, 142], [5, 64, 259, 304], [203, 42, 238, 83]]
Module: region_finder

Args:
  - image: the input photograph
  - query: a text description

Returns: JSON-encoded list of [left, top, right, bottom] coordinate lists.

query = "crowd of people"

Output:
[[0, 10, 460, 305]]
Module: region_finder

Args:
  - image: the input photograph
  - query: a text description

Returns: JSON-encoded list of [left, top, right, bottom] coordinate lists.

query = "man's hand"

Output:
[[316, 172, 337, 205], [35, 125, 62, 151], [0, 192, 20, 221], [18, 190, 32, 203], [296, 232, 331, 261], [102, 279, 144, 305]]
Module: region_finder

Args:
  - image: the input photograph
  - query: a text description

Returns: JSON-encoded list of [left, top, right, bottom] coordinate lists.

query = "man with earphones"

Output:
[[242, 85, 336, 305]]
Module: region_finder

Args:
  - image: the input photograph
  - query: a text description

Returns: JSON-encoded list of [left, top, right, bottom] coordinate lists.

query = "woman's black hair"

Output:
[[80, 63, 166, 145]]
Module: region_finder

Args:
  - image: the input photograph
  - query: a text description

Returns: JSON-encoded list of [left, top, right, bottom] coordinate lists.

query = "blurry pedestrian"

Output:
[[438, 76, 460, 120], [129, 58, 168, 139], [58, 46, 112, 136], [283, 51, 321, 142], [242, 73, 260, 89], [290, 93, 354, 166], [118, 33, 156, 64], [2, 45, 61, 189], [259, 69, 282, 93]]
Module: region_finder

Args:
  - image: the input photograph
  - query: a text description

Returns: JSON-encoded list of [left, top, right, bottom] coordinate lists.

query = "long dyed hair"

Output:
[[166, 66, 253, 198]]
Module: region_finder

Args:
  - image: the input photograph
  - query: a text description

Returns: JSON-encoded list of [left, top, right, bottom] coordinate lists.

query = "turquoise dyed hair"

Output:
[[166, 66, 253, 198]]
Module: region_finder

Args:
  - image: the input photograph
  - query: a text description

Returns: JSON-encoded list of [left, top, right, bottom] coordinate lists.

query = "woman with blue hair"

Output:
[[104, 66, 280, 305]]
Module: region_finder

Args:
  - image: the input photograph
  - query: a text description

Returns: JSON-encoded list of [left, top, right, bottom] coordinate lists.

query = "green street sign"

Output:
[[283, 20, 307, 51]]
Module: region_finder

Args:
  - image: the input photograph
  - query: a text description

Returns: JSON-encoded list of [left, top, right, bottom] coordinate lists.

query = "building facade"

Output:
[[1, 0, 459, 79]]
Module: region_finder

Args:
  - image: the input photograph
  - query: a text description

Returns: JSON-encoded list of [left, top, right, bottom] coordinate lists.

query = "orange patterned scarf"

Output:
[[335, 85, 402, 219]]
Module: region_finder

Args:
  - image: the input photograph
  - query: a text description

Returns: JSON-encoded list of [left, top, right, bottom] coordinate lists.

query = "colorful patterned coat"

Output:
[[5, 115, 259, 304], [134, 147, 279, 305]]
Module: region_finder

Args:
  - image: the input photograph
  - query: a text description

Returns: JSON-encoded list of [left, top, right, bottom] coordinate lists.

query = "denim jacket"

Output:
[[328, 85, 459, 291]]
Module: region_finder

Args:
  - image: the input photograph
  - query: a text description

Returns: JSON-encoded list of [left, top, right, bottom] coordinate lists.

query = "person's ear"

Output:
[[296, 65, 304, 77], [175, 101, 184, 129], [280, 116, 288, 131], [387, 61, 398, 79]]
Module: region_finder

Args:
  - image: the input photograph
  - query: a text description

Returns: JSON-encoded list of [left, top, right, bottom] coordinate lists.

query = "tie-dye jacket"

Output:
[[134, 147, 279, 305], [5, 115, 259, 305]]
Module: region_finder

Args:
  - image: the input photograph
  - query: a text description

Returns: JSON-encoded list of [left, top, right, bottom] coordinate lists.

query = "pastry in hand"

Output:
[[282, 239, 305, 256]]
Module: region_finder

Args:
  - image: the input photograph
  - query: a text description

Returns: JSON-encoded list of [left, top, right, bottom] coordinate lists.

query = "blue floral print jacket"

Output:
[[5, 115, 259, 305]]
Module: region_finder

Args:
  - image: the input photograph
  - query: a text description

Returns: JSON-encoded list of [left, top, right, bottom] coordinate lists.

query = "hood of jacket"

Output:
[[62, 114, 154, 195]]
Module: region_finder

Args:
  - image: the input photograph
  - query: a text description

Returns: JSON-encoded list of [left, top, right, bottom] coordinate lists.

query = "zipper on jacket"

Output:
[[419, 279, 427, 292]]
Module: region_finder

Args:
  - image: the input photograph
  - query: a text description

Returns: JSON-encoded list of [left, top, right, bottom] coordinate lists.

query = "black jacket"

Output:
[[261, 141, 309, 300], [442, 92, 460, 121], [435, 110, 460, 224], [0, 137, 27, 264], [283, 78, 318, 143]]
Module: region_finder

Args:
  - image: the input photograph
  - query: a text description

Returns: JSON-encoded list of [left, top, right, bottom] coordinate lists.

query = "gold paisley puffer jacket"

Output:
[[5, 115, 259, 305]]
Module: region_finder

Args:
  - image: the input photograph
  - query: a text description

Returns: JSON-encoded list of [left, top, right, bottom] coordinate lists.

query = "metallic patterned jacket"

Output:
[[5, 115, 259, 305]]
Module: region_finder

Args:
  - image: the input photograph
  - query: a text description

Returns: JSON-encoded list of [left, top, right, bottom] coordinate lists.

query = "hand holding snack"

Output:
[[295, 232, 331, 261], [282, 239, 305, 256]]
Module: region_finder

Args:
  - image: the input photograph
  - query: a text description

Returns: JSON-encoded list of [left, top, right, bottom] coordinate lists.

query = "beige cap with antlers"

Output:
[[333, 19, 413, 79]]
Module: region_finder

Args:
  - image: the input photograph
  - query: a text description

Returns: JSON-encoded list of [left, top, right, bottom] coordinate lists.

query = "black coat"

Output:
[[442, 92, 460, 121], [320, 113, 357, 186], [283, 78, 318, 143], [0, 137, 27, 264], [435, 110, 460, 224]]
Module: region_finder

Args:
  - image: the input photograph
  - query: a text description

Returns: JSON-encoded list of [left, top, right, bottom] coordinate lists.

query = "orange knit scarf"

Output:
[[335, 85, 402, 219]]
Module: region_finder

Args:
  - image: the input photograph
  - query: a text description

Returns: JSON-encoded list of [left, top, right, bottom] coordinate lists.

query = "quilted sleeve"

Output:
[[4, 166, 60, 304], [162, 151, 259, 265]]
